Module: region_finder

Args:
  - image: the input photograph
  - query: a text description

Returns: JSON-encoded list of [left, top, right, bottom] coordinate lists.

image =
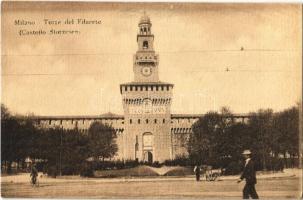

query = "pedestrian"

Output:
[[30, 163, 38, 186], [237, 150, 259, 199], [194, 164, 201, 181]]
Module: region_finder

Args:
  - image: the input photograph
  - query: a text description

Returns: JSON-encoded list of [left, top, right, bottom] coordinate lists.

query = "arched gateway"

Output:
[[143, 133, 153, 162]]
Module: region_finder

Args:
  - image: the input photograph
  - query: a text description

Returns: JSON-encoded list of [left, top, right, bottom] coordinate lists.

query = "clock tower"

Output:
[[133, 13, 159, 82], [120, 13, 174, 163]]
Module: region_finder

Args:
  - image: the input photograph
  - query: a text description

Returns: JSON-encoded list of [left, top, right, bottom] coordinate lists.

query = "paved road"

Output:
[[1, 175, 300, 198]]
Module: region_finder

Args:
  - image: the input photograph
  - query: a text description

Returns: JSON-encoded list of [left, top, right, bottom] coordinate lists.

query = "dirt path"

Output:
[[2, 175, 300, 198]]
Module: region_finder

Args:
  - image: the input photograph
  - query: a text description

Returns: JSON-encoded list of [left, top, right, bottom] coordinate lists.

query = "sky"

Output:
[[2, 3, 302, 116]]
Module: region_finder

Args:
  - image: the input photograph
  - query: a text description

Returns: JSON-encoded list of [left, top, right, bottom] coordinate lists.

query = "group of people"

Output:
[[193, 149, 259, 199]]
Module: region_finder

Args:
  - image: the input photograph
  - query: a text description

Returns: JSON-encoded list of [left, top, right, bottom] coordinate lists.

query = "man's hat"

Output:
[[242, 149, 252, 155]]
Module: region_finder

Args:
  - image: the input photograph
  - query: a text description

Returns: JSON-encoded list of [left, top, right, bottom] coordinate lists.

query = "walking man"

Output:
[[237, 150, 259, 199], [194, 164, 201, 181], [30, 163, 38, 186]]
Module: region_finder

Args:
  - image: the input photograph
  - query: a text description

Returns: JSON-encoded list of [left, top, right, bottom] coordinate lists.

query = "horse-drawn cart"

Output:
[[203, 165, 222, 181]]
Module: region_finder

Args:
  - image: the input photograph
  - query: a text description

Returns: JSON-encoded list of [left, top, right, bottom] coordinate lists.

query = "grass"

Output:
[[94, 165, 159, 177], [94, 165, 195, 177]]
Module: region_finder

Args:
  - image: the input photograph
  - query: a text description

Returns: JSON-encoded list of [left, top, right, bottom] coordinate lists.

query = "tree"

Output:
[[1, 106, 19, 173], [188, 107, 278, 172], [246, 109, 274, 170], [31, 127, 90, 175], [272, 106, 299, 168], [228, 123, 251, 159], [1, 104, 10, 119], [188, 112, 217, 165], [1, 104, 37, 172], [87, 122, 118, 161], [214, 107, 236, 168], [188, 108, 236, 168]]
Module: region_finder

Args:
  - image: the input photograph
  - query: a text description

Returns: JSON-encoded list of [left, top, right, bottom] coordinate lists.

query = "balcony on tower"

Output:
[[134, 54, 159, 65]]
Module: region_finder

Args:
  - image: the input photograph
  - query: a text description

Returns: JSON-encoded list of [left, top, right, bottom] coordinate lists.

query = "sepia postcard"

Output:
[[1, 1, 302, 199]]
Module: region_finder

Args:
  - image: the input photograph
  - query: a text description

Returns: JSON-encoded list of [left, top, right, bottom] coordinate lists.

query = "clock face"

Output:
[[141, 66, 152, 76]]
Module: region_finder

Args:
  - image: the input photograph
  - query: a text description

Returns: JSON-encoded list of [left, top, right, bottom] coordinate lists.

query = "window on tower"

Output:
[[143, 41, 148, 49]]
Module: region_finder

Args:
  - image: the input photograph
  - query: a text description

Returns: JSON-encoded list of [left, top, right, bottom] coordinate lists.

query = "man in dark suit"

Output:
[[193, 164, 201, 181], [237, 150, 259, 199]]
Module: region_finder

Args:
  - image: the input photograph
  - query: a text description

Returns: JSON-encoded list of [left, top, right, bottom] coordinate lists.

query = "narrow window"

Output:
[[143, 41, 148, 49], [130, 119, 132, 124], [154, 119, 157, 124], [138, 119, 141, 124], [163, 119, 165, 123], [146, 119, 149, 124]]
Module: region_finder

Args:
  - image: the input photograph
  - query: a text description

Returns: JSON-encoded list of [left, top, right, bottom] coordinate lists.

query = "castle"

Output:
[[36, 14, 249, 163]]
